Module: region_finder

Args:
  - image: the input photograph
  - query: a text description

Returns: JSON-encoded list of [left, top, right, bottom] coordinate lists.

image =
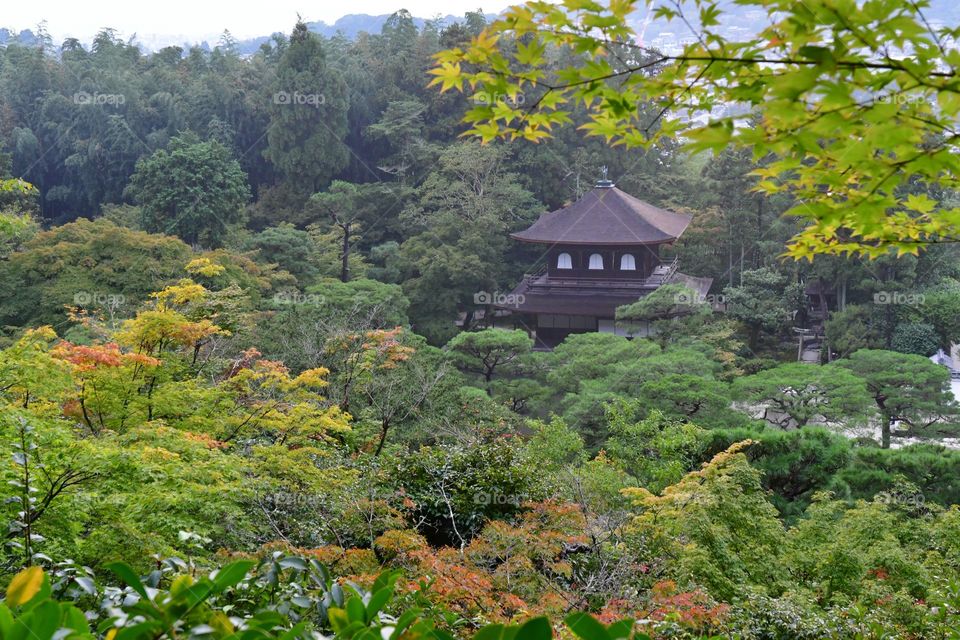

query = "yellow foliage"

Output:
[[185, 257, 226, 277], [5, 566, 44, 606], [141, 446, 181, 462], [374, 529, 429, 557], [115, 309, 228, 353], [152, 278, 209, 309], [0, 325, 73, 410], [291, 367, 331, 389]]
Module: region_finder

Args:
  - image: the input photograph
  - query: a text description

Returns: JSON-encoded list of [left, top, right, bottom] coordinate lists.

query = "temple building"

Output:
[[497, 177, 711, 348]]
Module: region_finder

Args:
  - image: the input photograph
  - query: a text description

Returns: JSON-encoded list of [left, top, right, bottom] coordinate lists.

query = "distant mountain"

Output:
[[232, 12, 489, 55], [308, 13, 471, 38], [0, 28, 38, 47], [1, 2, 957, 55], [233, 1, 960, 56]]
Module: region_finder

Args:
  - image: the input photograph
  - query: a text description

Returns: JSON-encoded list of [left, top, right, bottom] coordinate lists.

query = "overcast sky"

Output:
[[5, 0, 515, 44]]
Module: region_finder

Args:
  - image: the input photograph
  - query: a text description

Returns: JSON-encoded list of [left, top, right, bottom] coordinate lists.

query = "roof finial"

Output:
[[595, 166, 614, 188]]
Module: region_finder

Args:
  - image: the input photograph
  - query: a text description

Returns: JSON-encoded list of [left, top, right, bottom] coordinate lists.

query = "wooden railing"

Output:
[[521, 263, 548, 282], [522, 257, 679, 290]]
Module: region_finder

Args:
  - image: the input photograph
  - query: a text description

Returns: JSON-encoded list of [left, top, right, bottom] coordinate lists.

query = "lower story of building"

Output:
[[485, 272, 712, 349], [498, 312, 652, 349]]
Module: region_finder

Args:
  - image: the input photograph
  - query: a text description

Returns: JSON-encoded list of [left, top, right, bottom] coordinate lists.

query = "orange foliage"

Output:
[[182, 431, 229, 450], [300, 546, 380, 578], [406, 546, 511, 618], [372, 502, 592, 622], [644, 581, 728, 634], [52, 342, 160, 371], [361, 327, 414, 369]]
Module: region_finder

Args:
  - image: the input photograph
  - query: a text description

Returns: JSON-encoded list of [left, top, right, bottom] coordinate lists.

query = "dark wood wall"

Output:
[[546, 244, 661, 279]]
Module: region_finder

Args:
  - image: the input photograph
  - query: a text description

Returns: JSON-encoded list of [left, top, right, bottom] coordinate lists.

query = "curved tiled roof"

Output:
[[511, 186, 692, 245]]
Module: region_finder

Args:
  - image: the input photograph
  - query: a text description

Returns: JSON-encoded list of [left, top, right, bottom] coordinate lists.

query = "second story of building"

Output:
[[544, 244, 662, 280], [510, 178, 692, 286]]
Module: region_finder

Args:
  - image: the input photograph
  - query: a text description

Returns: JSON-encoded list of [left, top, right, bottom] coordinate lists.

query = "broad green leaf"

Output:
[[346, 596, 366, 623], [212, 560, 254, 592], [105, 563, 149, 600], [564, 614, 611, 640], [365, 586, 393, 622], [514, 617, 553, 640], [474, 624, 507, 640]]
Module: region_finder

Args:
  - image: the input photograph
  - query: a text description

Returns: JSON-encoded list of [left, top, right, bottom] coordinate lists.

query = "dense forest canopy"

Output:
[[2, 1, 960, 638]]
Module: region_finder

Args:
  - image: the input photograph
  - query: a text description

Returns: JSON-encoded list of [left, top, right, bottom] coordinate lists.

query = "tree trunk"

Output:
[[817, 276, 828, 319], [881, 410, 892, 449], [340, 223, 350, 283], [739, 244, 744, 285], [375, 419, 390, 456], [728, 234, 734, 288], [755, 196, 763, 268], [749, 324, 760, 352]]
